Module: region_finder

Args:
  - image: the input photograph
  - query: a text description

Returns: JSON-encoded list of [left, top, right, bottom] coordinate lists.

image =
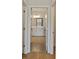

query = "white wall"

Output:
[[23, 5, 29, 54]]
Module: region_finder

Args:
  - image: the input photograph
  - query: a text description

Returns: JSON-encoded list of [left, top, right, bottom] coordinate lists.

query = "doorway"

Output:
[[30, 7, 48, 53], [27, 5, 52, 54]]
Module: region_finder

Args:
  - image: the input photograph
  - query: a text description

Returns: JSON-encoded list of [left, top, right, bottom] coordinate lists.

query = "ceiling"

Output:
[[23, 0, 56, 7], [32, 8, 47, 12], [27, 0, 50, 5], [32, 8, 48, 18]]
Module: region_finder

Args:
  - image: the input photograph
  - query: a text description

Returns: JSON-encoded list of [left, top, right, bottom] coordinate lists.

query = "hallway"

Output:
[[22, 0, 56, 59]]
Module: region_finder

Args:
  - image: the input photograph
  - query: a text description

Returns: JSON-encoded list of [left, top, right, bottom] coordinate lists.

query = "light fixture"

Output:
[[33, 15, 40, 18]]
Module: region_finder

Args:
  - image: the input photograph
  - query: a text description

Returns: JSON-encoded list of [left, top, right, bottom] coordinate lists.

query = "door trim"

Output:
[[27, 4, 53, 54]]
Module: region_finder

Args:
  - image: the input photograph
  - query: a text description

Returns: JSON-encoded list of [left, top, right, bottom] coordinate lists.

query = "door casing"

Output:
[[27, 4, 53, 54]]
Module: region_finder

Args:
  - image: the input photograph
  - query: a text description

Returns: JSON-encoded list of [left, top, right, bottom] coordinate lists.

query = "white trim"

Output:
[[28, 5, 53, 54], [27, 6, 31, 53]]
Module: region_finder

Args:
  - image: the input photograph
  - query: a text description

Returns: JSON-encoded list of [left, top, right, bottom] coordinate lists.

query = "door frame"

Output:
[[27, 4, 53, 54]]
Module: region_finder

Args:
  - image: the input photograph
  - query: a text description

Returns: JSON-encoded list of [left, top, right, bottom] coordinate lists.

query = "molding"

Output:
[[51, 0, 56, 7]]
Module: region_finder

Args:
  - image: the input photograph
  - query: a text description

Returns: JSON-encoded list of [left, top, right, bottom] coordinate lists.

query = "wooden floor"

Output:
[[22, 53, 55, 59], [31, 36, 45, 44], [22, 36, 55, 59], [31, 36, 46, 52]]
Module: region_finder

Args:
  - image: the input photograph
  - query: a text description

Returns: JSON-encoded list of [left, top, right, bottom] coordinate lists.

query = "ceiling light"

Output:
[[33, 15, 40, 18]]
